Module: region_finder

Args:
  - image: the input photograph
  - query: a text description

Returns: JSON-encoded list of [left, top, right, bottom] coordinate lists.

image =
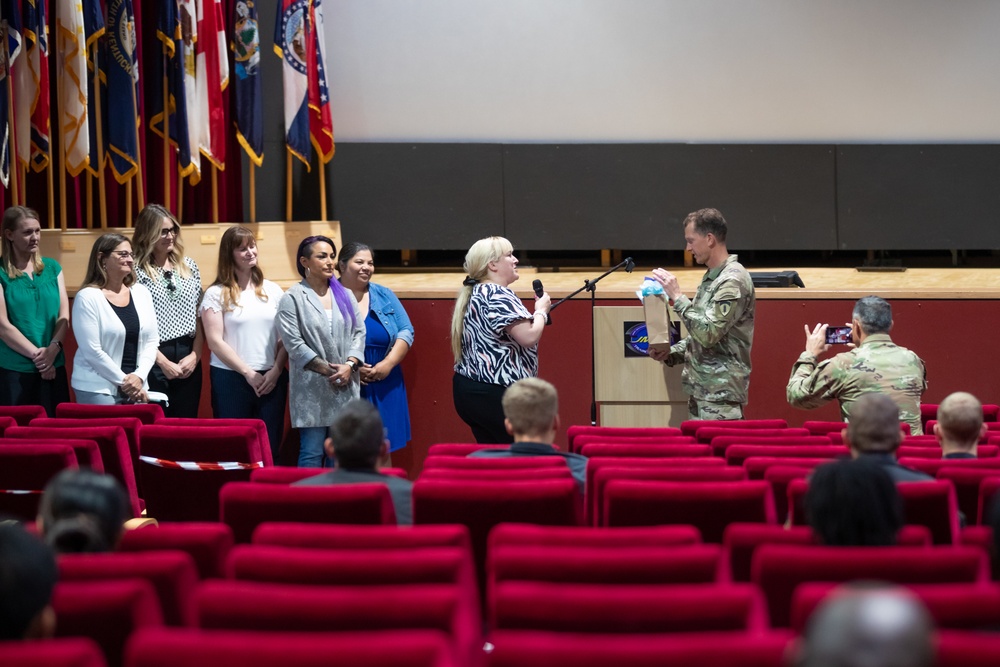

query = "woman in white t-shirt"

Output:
[[200, 226, 288, 461]]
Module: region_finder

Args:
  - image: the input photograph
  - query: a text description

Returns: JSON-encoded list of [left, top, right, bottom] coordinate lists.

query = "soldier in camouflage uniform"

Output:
[[786, 295, 927, 434], [649, 209, 756, 420]]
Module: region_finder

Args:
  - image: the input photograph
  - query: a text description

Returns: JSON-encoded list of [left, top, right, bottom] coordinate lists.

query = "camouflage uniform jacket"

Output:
[[786, 333, 927, 435], [664, 254, 755, 404]]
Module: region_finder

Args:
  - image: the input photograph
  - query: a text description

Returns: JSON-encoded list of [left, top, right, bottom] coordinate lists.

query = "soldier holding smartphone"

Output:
[[786, 296, 927, 434]]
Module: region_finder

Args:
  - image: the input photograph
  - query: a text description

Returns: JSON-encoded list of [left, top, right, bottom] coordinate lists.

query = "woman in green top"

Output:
[[0, 206, 70, 415]]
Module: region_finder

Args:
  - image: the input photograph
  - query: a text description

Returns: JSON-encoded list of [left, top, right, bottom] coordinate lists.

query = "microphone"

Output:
[[625, 257, 635, 273], [532, 279, 552, 325]]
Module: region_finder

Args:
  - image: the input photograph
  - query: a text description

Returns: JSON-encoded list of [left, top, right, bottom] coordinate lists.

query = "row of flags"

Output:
[[0, 0, 334, 195]]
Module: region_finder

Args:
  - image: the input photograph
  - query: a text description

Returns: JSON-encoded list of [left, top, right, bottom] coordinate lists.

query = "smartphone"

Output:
[[825, 326, 853, 345]]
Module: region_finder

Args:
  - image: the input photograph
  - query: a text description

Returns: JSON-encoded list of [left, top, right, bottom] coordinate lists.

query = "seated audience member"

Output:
[[805, 458, 903, 546], [787, 296, 927, 434], [38, 469, 130, 554], [934, 391, 986, 459], [843, 393, 933, 483], [794, 585, 934, 667], [0, 521, 58, 640], [469, 377, 587, 490], [293, 399, 412, 525]]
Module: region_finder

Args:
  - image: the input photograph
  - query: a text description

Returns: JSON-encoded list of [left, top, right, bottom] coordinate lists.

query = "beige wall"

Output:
[[41, 221, 341, 295]]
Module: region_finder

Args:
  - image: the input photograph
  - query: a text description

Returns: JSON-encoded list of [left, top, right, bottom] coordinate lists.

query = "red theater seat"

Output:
[[723, 523, 932, 584], [899, 457, 1000, 477], [695, 426, 809, 445], [578, 443, 712, 458], [155, 418, 272, 464], [59, 551, 200, 627], [0, 638, 107, 667], [420, 468, 573, 483], [117, 523, 235, 579], [567, 426, 682, 453], [30, 418, 143, 484], [196, 580, 479, 665], [803, 420, 848, 436], [486, 630, 793, 667], [427, 443, 509, 457], [680, 418, 788, 437], [791, 582, 1000, 634], [0, 436, 103, 472], [0, 415, 15, 433], [5, 425, 140, 517], [0, 404, 47, 425], [220, 482, 396, 543], [53, 580, 163, 667], [488, 523, 702, 550], [492, 582, 766, 633], [751, 544, 988, 627], [899, 445, 999, 459], [250, 466, 408, 484], [421, 456, 567, 470], [788, 478, 960, 545], [937, 629, 1000, 667], [710, 434, 831, 457], [252, 522, 471, 551], [763, 465, 811, 523], [125, 628, 454, 667], [725, 445, 848, 467], [0, 443, 78, 520], [602, 480, 777, 542], [586, 457, 725, 503], [226, 545, 477, 607], [743, 456, 831, 480], [413, 479, 578, 591], [591, 466, 746, 526], [139, 426, 271, 522], [573, 435, 697, 448], [56, 402, 163, 424], [978, 476, 1000, 524]]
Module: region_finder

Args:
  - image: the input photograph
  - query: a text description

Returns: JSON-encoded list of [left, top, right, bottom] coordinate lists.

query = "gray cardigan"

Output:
[[276, 281, 366, 428]]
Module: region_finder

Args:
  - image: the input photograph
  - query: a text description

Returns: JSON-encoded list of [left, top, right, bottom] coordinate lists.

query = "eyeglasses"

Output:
[[112, 251, 134, 259], [160, 228, 179, 238]]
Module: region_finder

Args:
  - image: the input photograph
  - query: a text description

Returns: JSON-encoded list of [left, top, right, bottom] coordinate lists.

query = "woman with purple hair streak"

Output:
[[276, 236, 366, 467]]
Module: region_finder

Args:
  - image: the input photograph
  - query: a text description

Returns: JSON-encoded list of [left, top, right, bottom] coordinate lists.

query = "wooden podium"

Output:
[[594, 306, 689, 427]]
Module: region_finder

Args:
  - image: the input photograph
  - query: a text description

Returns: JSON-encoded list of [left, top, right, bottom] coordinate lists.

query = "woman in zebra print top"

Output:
[[450, 237, 551, 443]]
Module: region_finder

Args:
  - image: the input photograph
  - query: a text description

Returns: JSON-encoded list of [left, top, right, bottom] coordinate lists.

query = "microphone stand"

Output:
[[548, 257, 634, 426]]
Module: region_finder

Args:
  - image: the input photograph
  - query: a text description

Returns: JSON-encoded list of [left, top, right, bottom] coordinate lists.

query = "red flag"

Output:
[[306, 0, 332, 163]]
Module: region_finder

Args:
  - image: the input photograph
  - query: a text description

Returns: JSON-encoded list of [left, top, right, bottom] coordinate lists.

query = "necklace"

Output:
[[160, 265, 179, 301]]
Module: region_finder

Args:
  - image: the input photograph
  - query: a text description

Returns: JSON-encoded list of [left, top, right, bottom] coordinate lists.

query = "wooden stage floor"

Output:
[[372, 266, 1000, 300]]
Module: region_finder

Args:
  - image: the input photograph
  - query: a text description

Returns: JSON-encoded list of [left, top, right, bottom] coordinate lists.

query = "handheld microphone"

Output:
[[532, 279, 552, 325], [625, 257, 635, 273]]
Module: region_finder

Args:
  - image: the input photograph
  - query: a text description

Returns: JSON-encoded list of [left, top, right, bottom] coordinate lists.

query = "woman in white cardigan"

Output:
[[72, 233, 159, 404]]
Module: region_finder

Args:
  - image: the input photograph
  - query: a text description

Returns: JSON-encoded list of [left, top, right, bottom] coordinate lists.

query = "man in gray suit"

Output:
[[294, 399, 412, 525]]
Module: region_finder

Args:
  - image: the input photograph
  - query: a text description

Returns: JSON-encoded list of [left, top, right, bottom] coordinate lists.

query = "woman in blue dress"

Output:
[[337, 242, 414, 462]]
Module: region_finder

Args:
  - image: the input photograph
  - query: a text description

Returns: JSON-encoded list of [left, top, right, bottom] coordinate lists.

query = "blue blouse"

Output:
[[368, 282, 414, 349]]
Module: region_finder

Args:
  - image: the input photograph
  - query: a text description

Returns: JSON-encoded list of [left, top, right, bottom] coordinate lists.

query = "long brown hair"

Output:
[[211, 226, 267, 311], [131, 204, 192, 280], [1, 206, 45, 279], [81, 233, 135, 289]]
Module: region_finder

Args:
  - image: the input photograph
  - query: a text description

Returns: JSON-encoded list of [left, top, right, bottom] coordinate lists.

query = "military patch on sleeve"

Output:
[[715, 301, 734, 318]]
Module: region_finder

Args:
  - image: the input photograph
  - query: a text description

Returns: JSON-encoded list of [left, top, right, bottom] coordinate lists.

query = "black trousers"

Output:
[[452, 373, 513, 444], [0, 365, 70, 417], [147, 336, 203, 418]]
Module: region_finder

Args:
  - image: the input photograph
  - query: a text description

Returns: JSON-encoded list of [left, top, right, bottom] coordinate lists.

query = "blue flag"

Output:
[[233, 0, 262, 166], [104, 0, 139, 184], [82, 0, 104, 177], [150, 0, 192, 176], [0, 0, 22, 187]]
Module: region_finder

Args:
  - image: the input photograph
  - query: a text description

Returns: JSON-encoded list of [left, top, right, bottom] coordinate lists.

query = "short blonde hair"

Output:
[[502, 377, 558, 437], [450, 236, 514, 363], [937, 392, 983, 445]]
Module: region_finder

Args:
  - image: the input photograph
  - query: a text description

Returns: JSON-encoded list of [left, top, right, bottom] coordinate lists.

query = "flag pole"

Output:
[[285, 151, 292, 221], [211, 164, 218, 223], [318, 159, 326, 221], [125, 179, 132, 227], [177, 170, 183, 223], [45, 142, 54, 228], [130, 80, 145, 212], [85, 172, 93, 227], [91, 41, 107, 228], [55, 27, 66, 230], [248, 163, 256, 223]]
